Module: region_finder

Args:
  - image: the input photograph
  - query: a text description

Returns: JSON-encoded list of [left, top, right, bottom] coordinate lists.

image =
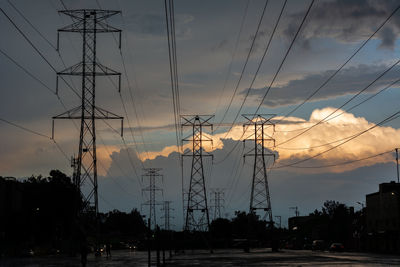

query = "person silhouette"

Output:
[[106, 243, 111, 258]]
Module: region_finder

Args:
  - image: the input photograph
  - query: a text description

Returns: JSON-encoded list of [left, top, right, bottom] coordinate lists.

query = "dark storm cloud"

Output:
[[284, 0, 400, 49], [244, 63, 400, 107]]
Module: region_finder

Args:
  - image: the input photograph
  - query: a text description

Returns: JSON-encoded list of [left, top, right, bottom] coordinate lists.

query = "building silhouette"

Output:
[[366, 181, 400, 253]]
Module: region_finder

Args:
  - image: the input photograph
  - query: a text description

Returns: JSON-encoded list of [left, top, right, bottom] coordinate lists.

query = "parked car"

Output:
[[20, 248, 34, 257], [329, 243, 344, 252], [312, 240, 325, 251]]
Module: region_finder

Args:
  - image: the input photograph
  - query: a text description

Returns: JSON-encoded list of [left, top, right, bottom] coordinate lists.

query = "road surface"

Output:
[[1, 249, 400, 266]]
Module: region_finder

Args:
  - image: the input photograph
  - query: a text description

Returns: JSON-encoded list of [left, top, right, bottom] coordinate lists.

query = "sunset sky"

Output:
[[1, 0, 400, 228]]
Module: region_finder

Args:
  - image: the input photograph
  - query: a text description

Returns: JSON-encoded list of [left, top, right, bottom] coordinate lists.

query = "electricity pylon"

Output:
[[181, 115, 214, 231], [142, 168, 163, 230], [243, 114, 275, 225], [52, 9, 123, 216], [210, 188, 225, 221], [161, 201, 174, 231], [70, 155, 78, 187]]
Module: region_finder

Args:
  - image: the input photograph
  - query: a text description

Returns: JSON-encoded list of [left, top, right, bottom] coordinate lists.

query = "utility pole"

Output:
[[396, 148, 399, 183], [181, 115, 214, 231], [161, 201, 174, 231], [290, 206, 299, 217], [274, 216, 281, 229], [142, 168, 163, 230], [243, 114, 275, 225], [210, 188, 225, 221], [52, 9, 123, 217]]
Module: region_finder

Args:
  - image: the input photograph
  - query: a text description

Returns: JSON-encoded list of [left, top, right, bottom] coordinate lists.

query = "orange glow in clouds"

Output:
[[139, 108, 399, 173]]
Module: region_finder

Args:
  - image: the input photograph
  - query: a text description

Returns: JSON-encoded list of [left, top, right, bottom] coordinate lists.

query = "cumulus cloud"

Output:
[[136, 108, 399, 173], [271, 108, 398, 172], [245, 63, 400, 107], [95, 109, 400, 225], [140, 132, 224, 161], [96, 145, 121, 176]]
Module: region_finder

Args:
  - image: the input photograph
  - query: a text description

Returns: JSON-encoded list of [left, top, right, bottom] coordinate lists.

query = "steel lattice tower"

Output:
[[210, 188, 225, 221], [52, 9, 123, 215], [161, 201, 174, 231], [182, 115, 214, 231], [70, 155, 79, 187], [141, 168, 163, 230], [243, 114, 275, 224]]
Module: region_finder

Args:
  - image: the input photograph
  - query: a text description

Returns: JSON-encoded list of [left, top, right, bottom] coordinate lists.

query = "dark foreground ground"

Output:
[[1, 249, 400, 266]]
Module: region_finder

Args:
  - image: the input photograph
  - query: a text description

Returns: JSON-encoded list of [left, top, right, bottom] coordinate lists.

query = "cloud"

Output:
[[271, 108, 397, 172], [283, 0, 400, 49], [140, 132, 224, 161], [136, 108, 399, 173], [244, 63, 400, 107], [96, 145, 120, 176], [123, 13, 194, 39], [102, 133, 397, 228]]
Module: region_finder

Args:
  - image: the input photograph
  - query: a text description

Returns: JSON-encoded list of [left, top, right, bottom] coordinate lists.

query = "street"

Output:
[[1, 249, 400, 266]]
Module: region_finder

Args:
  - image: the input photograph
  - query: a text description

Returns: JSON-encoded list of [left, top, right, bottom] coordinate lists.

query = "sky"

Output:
[[1, 0, 400, 229]]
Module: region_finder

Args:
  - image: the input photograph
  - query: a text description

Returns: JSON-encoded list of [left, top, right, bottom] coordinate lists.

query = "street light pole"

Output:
[[275, 216, 281, 228], [396, 148, 399, 183]]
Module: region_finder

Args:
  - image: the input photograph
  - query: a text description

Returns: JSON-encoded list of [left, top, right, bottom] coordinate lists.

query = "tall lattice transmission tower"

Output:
[[210, 188, 225, 221], [181, 115, 214, 231], [141, 168, 163, 230], [52, 9, 123, 216], [161, 201, 174, 231], [243, 114, 275, 225]]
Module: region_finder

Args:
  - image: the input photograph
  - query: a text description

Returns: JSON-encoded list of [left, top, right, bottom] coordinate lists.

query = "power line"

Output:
[[101, 118, 144, 189], [253, 0, 315, 115], [216, 0, 270, 129], [214, 0, 250, 118], [97, 154, 138, 200], [0, 116, 70, 163], [98, 193, 118, 211], [271, 77, 400, 151], [287, 150, 393, 169], [59, 0, 148, 187], [221, 0, 288, 135], [94, 0, 155, 167], [215, 0, 313, 164], [97, 132, 142, 192], [0, 117, 51, 139], [273, 109, 400, 169], [164, 0, 186, 228], [0, 22, 123, 208], [215, 1, 398, 166], [2, 1, 144, 205], [0, 6, 80, 99], [0, 48, 55, 95], [165, 0, 182, 151], [276, 56, 400, 147], [275, 76, 400, 134], [7, 0, 57, 50], [273, 3, 400, 125]]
